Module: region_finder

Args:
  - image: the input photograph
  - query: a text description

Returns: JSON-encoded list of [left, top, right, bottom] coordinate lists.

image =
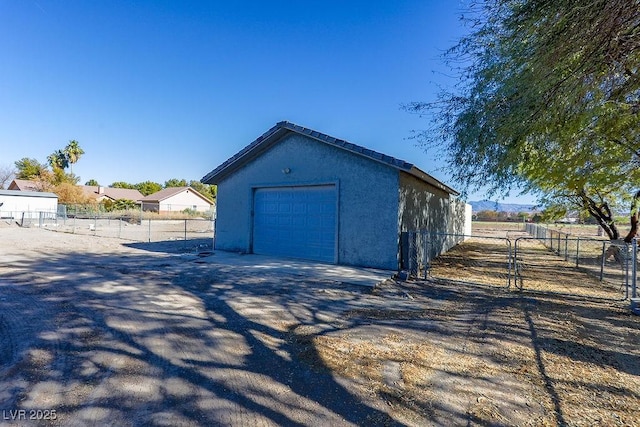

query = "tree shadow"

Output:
[[0, 249, 403, 426], [2, 236, 639, 426]]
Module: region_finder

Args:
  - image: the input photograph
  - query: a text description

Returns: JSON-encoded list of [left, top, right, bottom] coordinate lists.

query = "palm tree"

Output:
[[64, 140, 84, 173], [47, 150, 69, 171]]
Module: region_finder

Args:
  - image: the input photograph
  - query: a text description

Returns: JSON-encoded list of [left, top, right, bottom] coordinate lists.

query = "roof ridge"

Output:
[[277, 121, 414, 170], [201, 121, 457, 195]]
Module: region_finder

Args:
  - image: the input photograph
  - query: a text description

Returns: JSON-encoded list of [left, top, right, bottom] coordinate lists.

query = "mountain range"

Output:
[[469, 200, 539, 213]]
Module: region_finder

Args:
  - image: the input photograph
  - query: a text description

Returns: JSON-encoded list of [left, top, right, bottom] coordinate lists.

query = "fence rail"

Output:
[[2, 209, 215, 249], [404, 225, 638, 313]]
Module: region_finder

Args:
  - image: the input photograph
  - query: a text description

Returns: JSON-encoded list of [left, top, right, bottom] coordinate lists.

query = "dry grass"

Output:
[[289, 236, 640, 426]]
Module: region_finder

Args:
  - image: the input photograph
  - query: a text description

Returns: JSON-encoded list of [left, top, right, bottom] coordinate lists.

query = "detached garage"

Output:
[[202, 121, 469, 270]]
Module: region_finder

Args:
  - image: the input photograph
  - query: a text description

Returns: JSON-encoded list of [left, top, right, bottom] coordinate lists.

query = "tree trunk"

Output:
[[623, 190, 640, 243], [578, 189, 619, 240]]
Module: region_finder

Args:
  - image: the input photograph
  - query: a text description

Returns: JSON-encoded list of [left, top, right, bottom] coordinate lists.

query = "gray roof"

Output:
[[0, 190, 58, 198], [140, 186, 214, 204], [8, 179, 41, 191], [201, 121, 459, 195], [81, 186, 144, 202]]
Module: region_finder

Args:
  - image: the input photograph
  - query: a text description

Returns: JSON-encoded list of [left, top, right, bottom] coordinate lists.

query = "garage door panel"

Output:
[[292, 203, 307, 214], [253, 186, 336, 262]]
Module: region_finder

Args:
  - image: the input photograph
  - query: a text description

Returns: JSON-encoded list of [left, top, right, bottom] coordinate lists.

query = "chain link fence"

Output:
[[3, 208, 215, 249], [402, 231, 513, 288], [403, 224, 638, 312], [0, 210, 58, 227], [520, 224, 637, 301]]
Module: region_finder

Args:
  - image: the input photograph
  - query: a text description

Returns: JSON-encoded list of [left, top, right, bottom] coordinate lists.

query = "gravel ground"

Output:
[[1, 225, 639, 426]]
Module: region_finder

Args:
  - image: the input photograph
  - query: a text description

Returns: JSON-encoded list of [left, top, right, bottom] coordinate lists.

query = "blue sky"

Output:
[[0, 1, 534, 203]]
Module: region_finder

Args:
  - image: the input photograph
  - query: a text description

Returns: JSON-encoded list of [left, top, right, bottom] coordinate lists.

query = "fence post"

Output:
[[148, 219, 152, 243], [514, 238, 521, 290], [507, 238, 512, 289], [632, 239, 637, 299], [564, 235, 568, 260], [576, 238, 580, 268], [408, 232, 417, 277], [600, 241, 606, 281], [421, 231, 426, 279], [625, 242, 630, 300]]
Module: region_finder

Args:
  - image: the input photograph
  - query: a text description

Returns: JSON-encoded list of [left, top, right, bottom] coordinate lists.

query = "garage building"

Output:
[[202, 121, 469, 270]]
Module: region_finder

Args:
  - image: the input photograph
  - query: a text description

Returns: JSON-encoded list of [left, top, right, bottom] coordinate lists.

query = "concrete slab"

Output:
[[193, 250, 394, 287]]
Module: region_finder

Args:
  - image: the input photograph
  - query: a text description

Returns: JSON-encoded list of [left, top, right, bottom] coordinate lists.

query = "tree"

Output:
[[14, 158, 48, 180], [164, 178, 188, 188], [189, 180, 216, 202], [47, 150, 69, 171], [47, 141, 84, 185], [64, 140, 84, 173], [111, 181, 136, 189], [409, 0, 640, 241], [0, 164, 16, 189], [53, 182, 93, 204], [475, 210, 499, 221], [85, 179, 99, 186], [102, 199, 138, 212], [135, 181, 162, 196]]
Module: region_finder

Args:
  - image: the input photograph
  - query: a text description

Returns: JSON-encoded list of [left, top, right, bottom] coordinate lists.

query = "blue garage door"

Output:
[[253, 185, 337, 263]]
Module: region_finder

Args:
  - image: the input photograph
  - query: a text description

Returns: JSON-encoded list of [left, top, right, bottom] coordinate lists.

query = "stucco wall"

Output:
[[159, 190, 212, 212], [214, 133, 399, 269], [398, 172, 467, 263]]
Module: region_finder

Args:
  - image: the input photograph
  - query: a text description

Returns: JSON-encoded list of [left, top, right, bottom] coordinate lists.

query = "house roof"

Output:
[[139, 186, 214, 204], [0, 189, 58, 198], [201, 121, 459, 195], [8, 179, 42, 191], [81, 186, 144, 202], [6, 181, 144, 201]]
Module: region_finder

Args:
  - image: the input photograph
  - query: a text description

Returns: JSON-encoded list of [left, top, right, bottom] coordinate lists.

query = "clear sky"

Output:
[[0, 0, 534, 203]]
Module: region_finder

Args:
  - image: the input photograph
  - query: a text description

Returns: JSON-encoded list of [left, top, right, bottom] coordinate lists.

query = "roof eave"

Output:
[[201, 121, 460, 196], [406, 167, 459, 196], [202, 125, 290, 184]]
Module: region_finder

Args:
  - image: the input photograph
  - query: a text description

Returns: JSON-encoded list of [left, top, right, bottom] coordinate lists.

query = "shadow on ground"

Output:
[[124, 238, 213, 254], [0, 248, 402, 426], [1, 236, 639, 426]]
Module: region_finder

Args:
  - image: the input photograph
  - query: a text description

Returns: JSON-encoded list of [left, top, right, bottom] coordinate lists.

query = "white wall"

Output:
[[464, 203, 472, 236], [159, 190, 212, 212], [0, 192, 58, 219]]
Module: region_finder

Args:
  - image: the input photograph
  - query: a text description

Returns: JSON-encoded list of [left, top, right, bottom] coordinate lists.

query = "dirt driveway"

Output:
[[1, 226, 639, 426]]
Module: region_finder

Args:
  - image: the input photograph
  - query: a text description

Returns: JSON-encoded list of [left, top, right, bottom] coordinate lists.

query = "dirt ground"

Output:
[[1, 224, 639, 426]]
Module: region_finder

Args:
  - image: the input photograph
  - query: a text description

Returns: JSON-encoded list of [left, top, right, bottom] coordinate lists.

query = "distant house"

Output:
[[8, 180, 143, 204], [140, 187, 214, 213], [81, 186, 144, 203], [8, 179, 43, 192], [202, 121, 470, 270], [0, 190, 58, 219]]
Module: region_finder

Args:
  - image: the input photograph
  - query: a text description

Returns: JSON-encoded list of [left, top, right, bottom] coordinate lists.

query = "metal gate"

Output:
[[403, 227, 638, 312]]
